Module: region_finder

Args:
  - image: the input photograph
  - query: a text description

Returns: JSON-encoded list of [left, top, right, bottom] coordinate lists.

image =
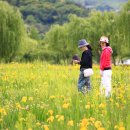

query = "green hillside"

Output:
[[97, 0, 128, 10], [2, 0, 90, 34], [70, 0, 128, 10], [2, 0, 128, 35]]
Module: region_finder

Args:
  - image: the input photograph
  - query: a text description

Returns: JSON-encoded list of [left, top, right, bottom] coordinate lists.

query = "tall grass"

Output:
[[0, 62, 130, 130]]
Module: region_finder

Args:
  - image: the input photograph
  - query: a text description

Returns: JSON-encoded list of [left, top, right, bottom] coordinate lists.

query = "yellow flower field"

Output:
[[0, 62, 130, 130]]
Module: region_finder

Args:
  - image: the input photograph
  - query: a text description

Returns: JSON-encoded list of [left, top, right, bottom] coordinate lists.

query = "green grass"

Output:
[[0, 63, 130, 130]]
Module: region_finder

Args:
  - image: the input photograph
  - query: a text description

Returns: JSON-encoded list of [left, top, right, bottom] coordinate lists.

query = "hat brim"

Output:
[[78, 43, 88, 48], [99, 40, 109, 43]]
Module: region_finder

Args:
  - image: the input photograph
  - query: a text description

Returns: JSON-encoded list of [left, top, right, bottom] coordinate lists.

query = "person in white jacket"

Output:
[[99, 36, 113, 97]]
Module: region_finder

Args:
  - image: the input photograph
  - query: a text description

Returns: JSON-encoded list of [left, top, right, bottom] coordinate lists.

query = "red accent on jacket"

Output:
[[100, 47, 113, 71]]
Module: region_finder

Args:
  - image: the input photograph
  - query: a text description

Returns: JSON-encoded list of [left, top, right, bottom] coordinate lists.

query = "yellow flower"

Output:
[[96, 92, 100, 96], [91, 104, 95, 108], [99, 103, 106, 109], [109, 98, 113, 102], [67, 120, 74, 126], [81, 118, 89, 127], [57, 115, 64, 121], [43, 125, 49, 130], [119, 122, 123, 127], [43, 82, 48, 86], [89, 117, 95, 124], [36, 122, 41, 126], [118, 127, 125, 130], [28, 128, 32, 130], [28, 97, 33, 101], [55, 115, 60, 118], [80, 126, 86, 130], [122, 100, 126, 104], [49, 96, 56, 99], [62, 103, 69, 109], [15, 103, 22, 109], [4, 109, 7, 116], [85, 104, 90, 109], [98, 127, 105, 130], [94, 121, 102, 128], [48, 110, 53, 115], [102, 110, 107, 115], [87, 102, 90, 105], [115, 103, 119, 108], [114, 125, 118, 129], [0, 119, 3, 122], [2, 76, 8, 81], [21, 96, 27, 103], [47, 116, 54, 122], [60, 95, 65, 99], [0, 108, 7, 116]]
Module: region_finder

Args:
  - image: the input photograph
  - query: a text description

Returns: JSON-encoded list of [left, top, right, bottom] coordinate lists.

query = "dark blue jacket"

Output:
[[79, 49, 92, 70]]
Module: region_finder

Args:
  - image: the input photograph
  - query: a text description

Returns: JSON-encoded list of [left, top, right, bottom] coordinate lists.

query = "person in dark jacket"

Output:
[[73, 39, 93, 94]]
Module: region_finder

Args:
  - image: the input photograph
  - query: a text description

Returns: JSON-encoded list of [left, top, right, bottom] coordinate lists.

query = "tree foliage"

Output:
[[43, 12, 116, 63], [0, 0, 130, 63], [2, 0, 90, 33], [43, 0, 130, 64], [111, 0, 130, 62], [0, 1, 25, 62]]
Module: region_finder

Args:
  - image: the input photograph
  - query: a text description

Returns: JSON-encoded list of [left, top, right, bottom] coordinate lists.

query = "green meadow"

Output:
[[0, 63, 130, 130]]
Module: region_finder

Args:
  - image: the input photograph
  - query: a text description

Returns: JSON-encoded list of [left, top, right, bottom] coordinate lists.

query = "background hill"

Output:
[[71, 0, 128, 11], [2, 0, 128, 37], [2, 0, 90, 36]]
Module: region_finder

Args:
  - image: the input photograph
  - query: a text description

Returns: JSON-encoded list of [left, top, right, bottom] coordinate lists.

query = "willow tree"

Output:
[[0, 1, 25, 62], [87, 11, 116, 63], [114, 0, 130, 61], [43, 14, 91, 63], [112, 0, 130, 62], [43, 13, 116, 63]]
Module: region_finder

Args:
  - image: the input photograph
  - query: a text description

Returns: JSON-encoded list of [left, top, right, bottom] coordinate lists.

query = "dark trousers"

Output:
[[78, 68, 91, 92]]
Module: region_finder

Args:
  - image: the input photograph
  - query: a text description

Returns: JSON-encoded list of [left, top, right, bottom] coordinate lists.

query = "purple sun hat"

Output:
[[78, 39, 89, 48]]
